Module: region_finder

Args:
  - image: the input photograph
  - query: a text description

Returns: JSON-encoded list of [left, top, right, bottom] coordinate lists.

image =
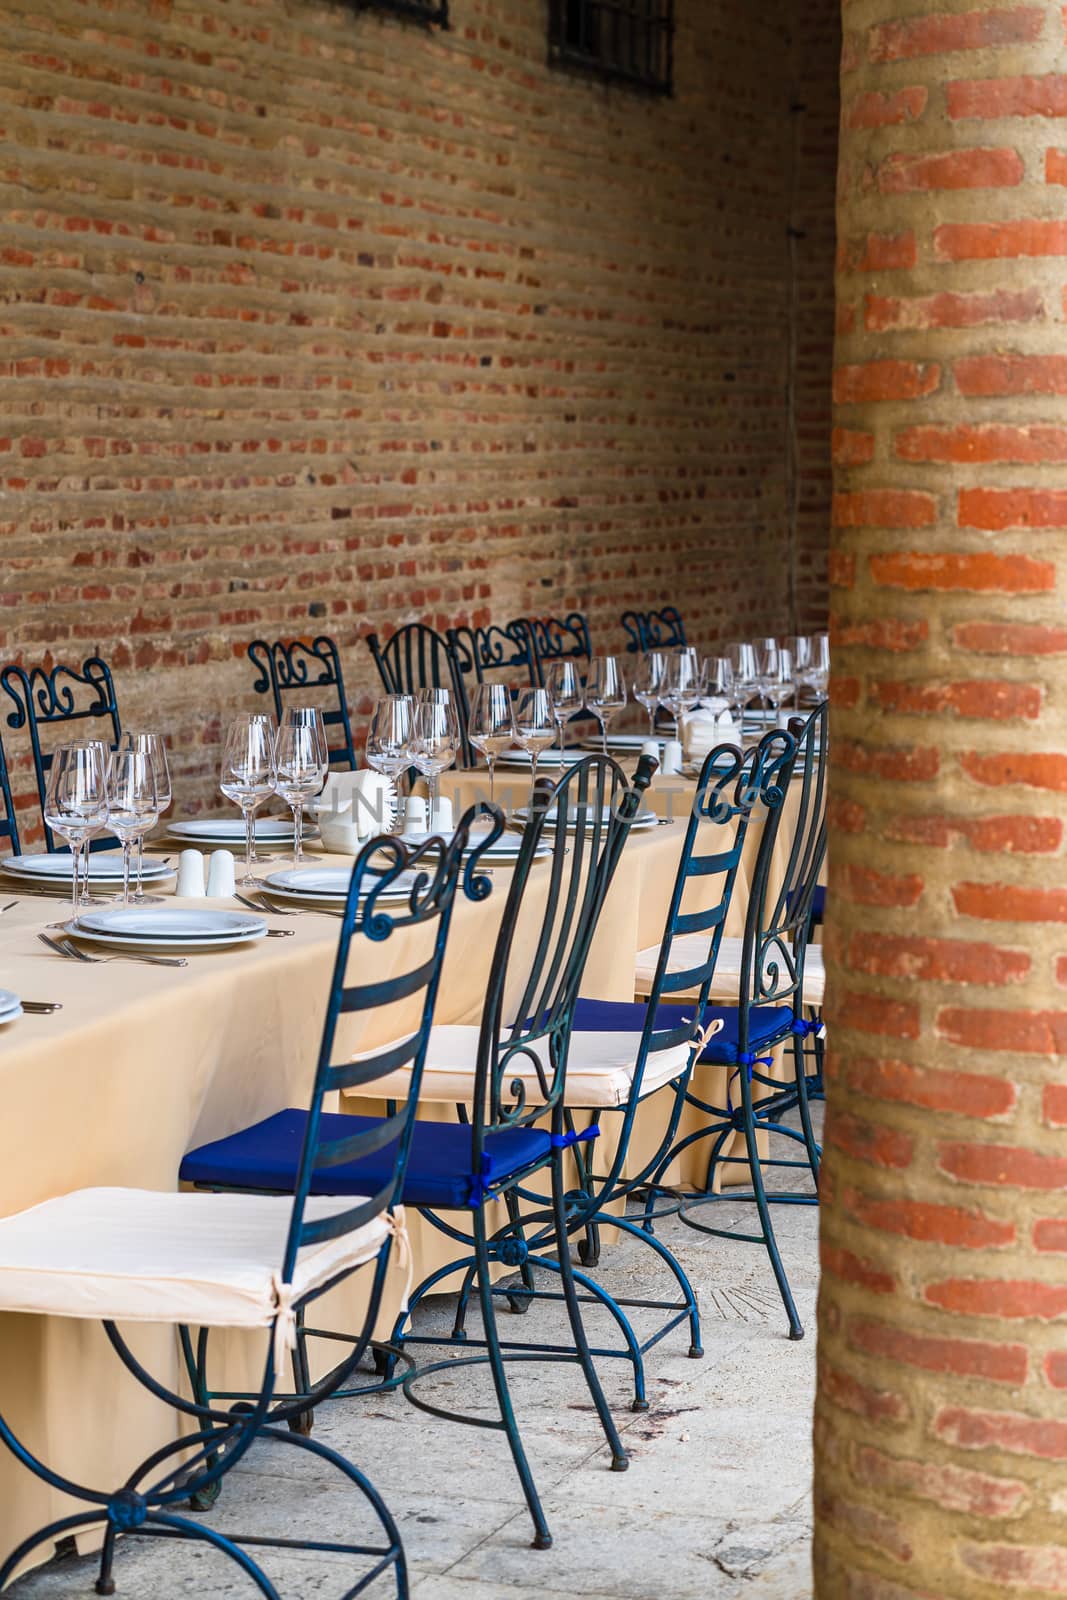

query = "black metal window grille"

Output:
[[350, 0, 449, 28], [548, 0, 673, 94]]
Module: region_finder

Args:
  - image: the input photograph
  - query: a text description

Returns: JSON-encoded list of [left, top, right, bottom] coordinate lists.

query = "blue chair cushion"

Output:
[[571, 997, 793, 1065], [811, 885, 826, 925], [180, 1112, 551, 1210]]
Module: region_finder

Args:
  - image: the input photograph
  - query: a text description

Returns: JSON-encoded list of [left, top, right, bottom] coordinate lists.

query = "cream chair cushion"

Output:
[[369, 1025, 694, 1109], [0, 1188, 395, 1337], [634, 934, 825, 1008]]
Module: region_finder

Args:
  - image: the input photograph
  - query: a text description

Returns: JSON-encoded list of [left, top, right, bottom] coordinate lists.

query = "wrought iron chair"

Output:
[[635, 701, 828, 1339], [179, 760, 655, 1550], [446, 620, 538, 696], [620, 606, 686, 653], [0, 728, 21, 858], [0, 821, 480, 1599], [522, 612, 592, 686], [365, 624, 474, 767], [431, 734, 792, 1415], [0, 657, 121, 852], [246, 636, 357, 769]]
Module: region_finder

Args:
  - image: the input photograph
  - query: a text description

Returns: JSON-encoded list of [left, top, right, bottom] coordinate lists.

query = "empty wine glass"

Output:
[[725, 642, 759, 712], [44, 743, 110, 919], [513, 685, 556, 786], [811, 633, 830, 697], [468, 682, 514, 805], [276, 708, 328, 864], [703, 656, 743, 731], [632, 651, 667, 737], [119, 731, 171, 905], [365, 694, 414, 825], [659, 651, 701, 725], [785, 636, 813, 696], [219, 714, 277, 887], [584, 656, 627, 756], [410, 690, 461, 827], [106, 748, 158, 909], [545, 660, 582, 751]]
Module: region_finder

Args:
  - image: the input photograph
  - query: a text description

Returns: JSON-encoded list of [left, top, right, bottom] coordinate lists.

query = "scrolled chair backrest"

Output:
[[365, 623, 474, 766], [0, 656, 121, 851], [522, 612, 592, 685], [735, 704, 827, 1038], [469, 752, 656, 1156], [620, 605, 687, 654], [446, 620, 537, 694], [281, 801, 505, 1282], [0, 730, 20, 857], [246, 635, 356, 770]]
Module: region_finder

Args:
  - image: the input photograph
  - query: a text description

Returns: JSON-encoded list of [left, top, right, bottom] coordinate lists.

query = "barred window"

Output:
[[350, 0, 449, 28], [548, 0, 673, 94]]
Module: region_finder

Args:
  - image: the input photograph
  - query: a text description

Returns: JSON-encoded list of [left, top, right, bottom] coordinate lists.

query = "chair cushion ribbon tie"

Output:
[[550, 1124, 600, 1150], [790, 1016, 823, 1038], [270, 1209, 411, 1370]]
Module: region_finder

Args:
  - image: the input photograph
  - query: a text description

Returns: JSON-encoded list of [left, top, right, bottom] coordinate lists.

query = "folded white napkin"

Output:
[[680, 698, 742, 761], [318, 771, 398, 842]]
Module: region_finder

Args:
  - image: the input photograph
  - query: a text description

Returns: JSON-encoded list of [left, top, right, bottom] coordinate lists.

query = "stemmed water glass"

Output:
[[44, 743, 110, 919], [584, 657, 627, 756], [726, 642, 759, 722], [703, 656, 744, 732], [118, 731, 171, 905], [810, 633, 830, 697], [467, 683, 514, 805], [545, 661, 582, 752], [410, 689, 461, 827], [107, 749, 159, 909], [513, 685, 556, 786], [366, 694, 415, 821], [219, 713, 277, 888], [632, 651, 666, 737], [785, 636, 813, 702], [275, 707, 328, 865], [659, 650, 701, 727]]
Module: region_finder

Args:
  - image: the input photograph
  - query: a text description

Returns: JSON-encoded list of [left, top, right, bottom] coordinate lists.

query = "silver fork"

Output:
[[37, 933, 188, 969], [235, 892, 299, 918]]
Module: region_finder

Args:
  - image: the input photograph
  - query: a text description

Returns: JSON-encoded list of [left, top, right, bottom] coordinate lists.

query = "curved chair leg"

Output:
[[470, 1208, 554, 1550], [507, 1253, 650, 1412], [0, 1513, 106, 1591], [149, 1511, 282, 1597], [259, 1425, 409, 1599], [451, 1259, 480, 1339], [95, 1523, 118, 1595], [503, 1189, 538, 1315], [739, 1075, 804, 1340], [605, 1210, 704, 1359], [792, 1030, 822, 1181], [550, 1156, 629, 1473], [288, 1305, 315, 1437]]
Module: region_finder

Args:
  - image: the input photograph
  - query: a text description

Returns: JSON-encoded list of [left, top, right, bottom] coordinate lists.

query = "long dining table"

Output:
[[0, 765, 811, 1569]]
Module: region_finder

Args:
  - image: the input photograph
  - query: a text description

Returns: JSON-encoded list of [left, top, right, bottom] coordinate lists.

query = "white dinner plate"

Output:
[[262, 867, 417, 900], [63, 928, 265, 947], [578, 734, 664, 753], [493, 748, 580, 768], [166, 819, 318, 844], [0, 988, 22, 1025], [72, 908, 266, 943], [394, 829, 546, 860], [512, 806, 657, 832], [1, 852, 172, 882]]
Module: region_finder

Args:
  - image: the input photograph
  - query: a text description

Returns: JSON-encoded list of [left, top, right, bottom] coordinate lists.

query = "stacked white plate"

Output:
[[64, 907, 267, 954], [0, 988, 23, 1025], [493, 747, 581, 769], [0, 851, 175, 889], [166, 818, 318, 850], [578, 734, 665, 755], [260, 866, 418, 909], [394, 828, 551, 863], [511, 806, 658, 834]]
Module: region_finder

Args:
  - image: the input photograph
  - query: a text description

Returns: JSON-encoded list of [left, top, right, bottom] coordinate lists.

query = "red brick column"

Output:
[[816, 5, 1067, 1594]]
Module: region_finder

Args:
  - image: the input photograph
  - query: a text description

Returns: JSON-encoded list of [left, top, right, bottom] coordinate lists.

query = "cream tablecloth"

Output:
[[0, 773, 812, 1565]]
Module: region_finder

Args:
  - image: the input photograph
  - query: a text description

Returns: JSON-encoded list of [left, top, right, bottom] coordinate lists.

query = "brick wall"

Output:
[[818, 2, 1067, 1594], [0, 0, 837, 812]]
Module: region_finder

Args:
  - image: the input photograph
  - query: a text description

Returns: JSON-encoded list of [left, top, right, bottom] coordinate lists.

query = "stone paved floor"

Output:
[[12, 1133, 820, 1600]]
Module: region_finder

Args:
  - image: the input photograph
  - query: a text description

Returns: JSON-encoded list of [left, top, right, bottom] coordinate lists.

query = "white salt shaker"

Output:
[[206, 850, 236, 899], [661, 740, 684, 776], [430, 796, 453, 833], [403, 797, 428, 833], [176, 849, 206, 898]]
